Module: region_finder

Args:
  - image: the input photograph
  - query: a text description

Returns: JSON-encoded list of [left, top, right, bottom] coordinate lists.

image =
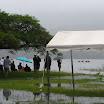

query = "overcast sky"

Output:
[[1, 0, 104, 35]]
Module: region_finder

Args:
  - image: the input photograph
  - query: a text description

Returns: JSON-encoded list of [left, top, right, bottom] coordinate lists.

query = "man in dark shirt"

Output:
[[33, 54, 37, 73], [24, 64, 31, 72], [57, 60, 62, 72], [18, 62, 22, 71], [11, 61, 16, 72], [44, 55, 51, 72], [36, 54, 41, 73]]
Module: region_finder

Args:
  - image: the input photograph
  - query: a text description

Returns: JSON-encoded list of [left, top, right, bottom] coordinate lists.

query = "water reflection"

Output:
[[0, 89, 34, 104], [0, 89, 104, 104], [52, 75, 97, 80], [33, 92, 40, 96], [35, 83, 72, 88], [3, 89, 11, 100], [58, 83, 61, 87]]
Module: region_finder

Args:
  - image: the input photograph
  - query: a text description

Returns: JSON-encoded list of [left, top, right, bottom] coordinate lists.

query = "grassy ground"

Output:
[[0, 71, 70, 79], [0, 71, 104, 97]]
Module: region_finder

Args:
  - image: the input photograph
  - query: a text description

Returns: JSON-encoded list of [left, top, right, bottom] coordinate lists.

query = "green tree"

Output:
[[0, 10, 53, 53]]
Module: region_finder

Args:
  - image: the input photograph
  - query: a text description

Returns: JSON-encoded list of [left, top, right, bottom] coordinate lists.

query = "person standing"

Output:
[[44, 55, 51, 72], [1, 57, 5, 65], [57, 60, 62, 72], [4, 56, 11, 77], [0, 57, 4, 73], [36, 54, 41, 73], [33, 54, 37, 73], [11, 61, 16, 72]]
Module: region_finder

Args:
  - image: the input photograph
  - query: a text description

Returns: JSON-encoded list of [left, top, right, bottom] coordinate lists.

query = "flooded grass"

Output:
[[93, 103, 104, 104], [1, 71, 104, 104], [81, 68, 104, 72], [48, 86, 104, 97], [1, 78, 104, 97], [1, 88, 104, 104]]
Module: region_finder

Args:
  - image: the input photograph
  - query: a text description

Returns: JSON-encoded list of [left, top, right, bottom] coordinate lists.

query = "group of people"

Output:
[[0, 54, 62, 77], [33, 54, 53, 73], [18, 63, 31, 72], [33, 54, 41, 73], [0, 56, 32, 77], [33, 54, 62, 73]]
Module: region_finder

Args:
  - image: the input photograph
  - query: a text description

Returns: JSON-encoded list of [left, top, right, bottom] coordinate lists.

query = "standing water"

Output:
[[0, 89, 104, 104]]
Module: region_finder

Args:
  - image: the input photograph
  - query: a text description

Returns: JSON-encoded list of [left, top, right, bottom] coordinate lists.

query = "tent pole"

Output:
[[70, 50, 75, 91], [46, 51, 50, 101]]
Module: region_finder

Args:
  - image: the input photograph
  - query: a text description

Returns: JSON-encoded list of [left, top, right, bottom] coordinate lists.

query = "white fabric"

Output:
[[0, 59, 4, 65], [46, 31, 104, 51]]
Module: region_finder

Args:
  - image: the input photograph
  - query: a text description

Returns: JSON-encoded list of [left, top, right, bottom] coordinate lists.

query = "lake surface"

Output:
[[12, 59, 104, 74]]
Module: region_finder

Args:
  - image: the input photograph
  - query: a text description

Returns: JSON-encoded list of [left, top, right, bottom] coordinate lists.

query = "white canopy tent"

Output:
[[46, 30, 104, 90], [47, 31, 104, 51]]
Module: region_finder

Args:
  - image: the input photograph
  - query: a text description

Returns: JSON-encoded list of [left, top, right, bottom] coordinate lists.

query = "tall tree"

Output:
[[0, 10, 53, 52]]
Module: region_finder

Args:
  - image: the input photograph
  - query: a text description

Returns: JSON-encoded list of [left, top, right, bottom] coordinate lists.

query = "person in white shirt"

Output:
[[1, 57, 4, 65], [0, 57, 4, 73]]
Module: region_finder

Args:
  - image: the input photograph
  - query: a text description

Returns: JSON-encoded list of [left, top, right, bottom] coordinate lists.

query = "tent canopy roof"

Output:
[[46, 31, 104, 51]]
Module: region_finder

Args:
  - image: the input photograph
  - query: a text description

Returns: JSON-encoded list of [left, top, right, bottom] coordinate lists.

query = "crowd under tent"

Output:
[[46, 30, 104, 90]]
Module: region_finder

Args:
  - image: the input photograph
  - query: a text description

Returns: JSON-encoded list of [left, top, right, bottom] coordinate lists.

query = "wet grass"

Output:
[[56, 103, 78, 104], [82, 83, 104, 88], [0, 71, 70, 79], [93, 103, 104, 104], [0, 71, 71, 92], [48, 87, 104, 97], [80, 68, 104, 72], [0, 71, 104, 97]]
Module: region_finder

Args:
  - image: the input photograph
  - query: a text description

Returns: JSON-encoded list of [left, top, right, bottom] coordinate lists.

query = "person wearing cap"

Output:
[[44, 55, 51, 72], [33, 54, 37, 73], [35, 54, 41, 73]]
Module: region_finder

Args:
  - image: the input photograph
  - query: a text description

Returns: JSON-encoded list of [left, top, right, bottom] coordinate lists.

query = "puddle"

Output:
[[51, 83, 71, 88], [34, 83, 73, 89], [0, 89, 104, 104], [0, 89, 34, 104], [26, 75, 97, 81], [35, 82, 103, 89], [88, 81, 104, 84], [53, 75, 97, 80], [34, 82, 104, 91]]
